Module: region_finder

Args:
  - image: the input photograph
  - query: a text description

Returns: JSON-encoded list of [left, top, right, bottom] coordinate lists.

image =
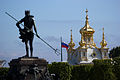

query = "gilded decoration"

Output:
[[80, 9, 95, 34], [68, 29, 75, 49], [100, 28, 107, 48], [79, 9, 97, 48]]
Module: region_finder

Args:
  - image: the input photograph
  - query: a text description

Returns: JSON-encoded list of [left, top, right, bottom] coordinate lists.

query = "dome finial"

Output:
[[103, 28, 105, 40], [86, 9, 88, 15], [85, 9, 89, 28], [70, 29, 73, 41]]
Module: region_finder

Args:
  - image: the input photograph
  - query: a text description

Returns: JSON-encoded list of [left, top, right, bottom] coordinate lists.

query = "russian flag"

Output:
[[61, 42, 69, 49]]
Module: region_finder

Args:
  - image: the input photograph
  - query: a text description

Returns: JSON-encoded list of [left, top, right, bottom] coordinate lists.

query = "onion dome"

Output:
[[80, 9, 95, 34]]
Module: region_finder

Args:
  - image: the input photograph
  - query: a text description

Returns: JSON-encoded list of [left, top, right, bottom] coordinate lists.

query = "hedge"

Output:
[[0, 67, 9, 80], [71, 64, 93, 80], [90, 59, 116, 80], [1, 58, 120, 80], [48, 60, 117, 80], [48, 62, 71, 80]]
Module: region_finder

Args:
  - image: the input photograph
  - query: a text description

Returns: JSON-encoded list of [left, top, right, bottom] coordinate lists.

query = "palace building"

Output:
[[67, 9, 109, 65]]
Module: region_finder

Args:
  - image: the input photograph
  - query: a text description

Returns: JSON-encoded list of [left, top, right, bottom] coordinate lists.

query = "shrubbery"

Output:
[[1, 58, 120, 80], [71, 64, 93, 80], [48, 62, 71, 80], [48, 59, 118, 80], [0, 67, 9, 80], [90, 59, 116, 80]]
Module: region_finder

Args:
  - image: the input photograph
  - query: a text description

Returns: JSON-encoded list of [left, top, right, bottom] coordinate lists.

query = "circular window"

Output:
[[91, 52, 97, 57]]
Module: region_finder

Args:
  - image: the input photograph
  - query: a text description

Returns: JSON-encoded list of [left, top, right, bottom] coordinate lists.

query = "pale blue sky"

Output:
[[0, 0, 120, 66]]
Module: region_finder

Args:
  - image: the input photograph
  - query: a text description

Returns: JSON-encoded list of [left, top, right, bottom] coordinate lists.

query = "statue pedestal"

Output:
[[7, 57, 49, 80]]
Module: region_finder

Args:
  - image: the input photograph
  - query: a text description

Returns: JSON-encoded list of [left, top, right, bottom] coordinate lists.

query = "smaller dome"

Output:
[[100, 40, 107, 48], [68, 29, 75, 48], [100, 28, 107, 48], [69, 41, 75, 48]]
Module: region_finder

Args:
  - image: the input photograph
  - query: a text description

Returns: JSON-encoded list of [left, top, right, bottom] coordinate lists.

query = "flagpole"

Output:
[[61, 37, 63, 62]]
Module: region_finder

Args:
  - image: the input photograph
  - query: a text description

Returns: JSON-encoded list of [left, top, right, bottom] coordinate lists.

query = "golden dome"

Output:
[[68, 29, 75, 48], [80, 9, 95, 34], [100, 40, 107, 47], [69, 41, 75, 48]]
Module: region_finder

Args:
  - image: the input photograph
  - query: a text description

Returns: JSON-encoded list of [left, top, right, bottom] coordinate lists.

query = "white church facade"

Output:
[[67, 9, 109, 65]]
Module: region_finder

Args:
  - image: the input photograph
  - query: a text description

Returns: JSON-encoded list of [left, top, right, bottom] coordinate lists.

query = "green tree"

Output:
[[109, 46, 120, 58], [113, 57, 120, 80]]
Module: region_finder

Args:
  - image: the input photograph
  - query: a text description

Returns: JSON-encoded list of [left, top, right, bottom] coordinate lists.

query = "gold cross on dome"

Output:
[[70, 29, 72, 32], [86, 9, 88, 14]]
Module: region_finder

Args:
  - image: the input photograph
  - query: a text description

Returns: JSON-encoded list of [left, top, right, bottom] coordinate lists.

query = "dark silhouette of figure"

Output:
[[16, 10, 38, 57]]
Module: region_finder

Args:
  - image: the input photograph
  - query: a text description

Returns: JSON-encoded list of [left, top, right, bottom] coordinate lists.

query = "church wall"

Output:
[[93, 48, 102, 59], [86, 48, 94, 63], [100, 49, 109, 59], [68, 50, 78, 65], [68, 47, 107, 65]]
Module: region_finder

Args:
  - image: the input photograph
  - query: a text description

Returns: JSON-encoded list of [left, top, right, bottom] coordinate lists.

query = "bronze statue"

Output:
[[16, 10, 39, 57]]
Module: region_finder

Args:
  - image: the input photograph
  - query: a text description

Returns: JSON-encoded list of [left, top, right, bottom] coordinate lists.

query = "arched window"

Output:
[[83, 52, 86, 57], [88, 37, 91, 42], [104, 52, 107, 56]]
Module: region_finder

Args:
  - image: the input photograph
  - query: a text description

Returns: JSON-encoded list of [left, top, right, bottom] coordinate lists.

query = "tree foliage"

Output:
[[109, 46, 120, 58], [113, 57, 120, 80]]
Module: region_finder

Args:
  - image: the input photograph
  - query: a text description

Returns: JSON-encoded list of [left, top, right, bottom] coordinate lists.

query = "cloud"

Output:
[[44, 36, 60, 43], [39, 20, 83, 24]]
